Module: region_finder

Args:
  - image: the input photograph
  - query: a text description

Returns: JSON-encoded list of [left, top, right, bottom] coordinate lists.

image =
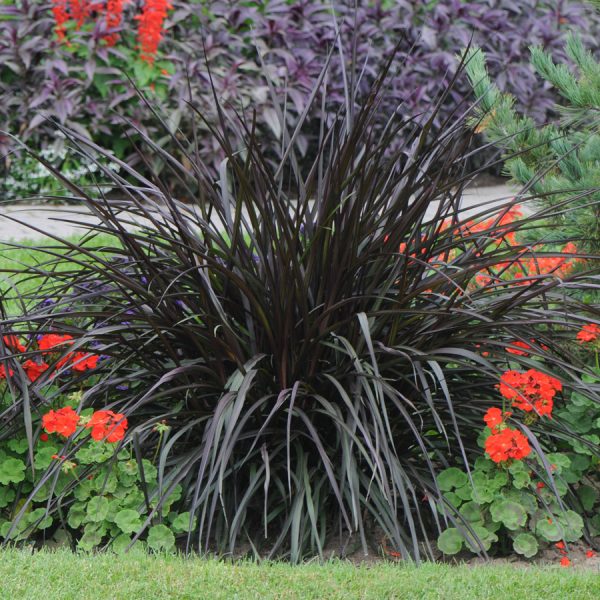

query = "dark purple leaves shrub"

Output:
[[1, 0, 599, 194]]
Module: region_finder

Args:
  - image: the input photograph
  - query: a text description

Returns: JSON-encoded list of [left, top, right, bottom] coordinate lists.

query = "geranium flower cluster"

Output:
[[482, 367, 562, 464], [42, 406, 128, 442], [482, 407, 531, 463], [498, 369, 562, 418], [49, 0, 171, 62], [474, 242, 580, 288], [576, 323, 600, 345], [0, 333, 99, 383]]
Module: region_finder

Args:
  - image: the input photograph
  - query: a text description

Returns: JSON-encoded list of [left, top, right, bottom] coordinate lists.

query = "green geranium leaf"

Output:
[[578, 485, 599, 511], [76, 442, 112, 465], [437, 528, 463, 555], [535, 517, 562, 542], [490, 500, 527, 530], [545, 453, 570, 473], [78, 527, 103, 552], [74, 478, 95, 502], [455, 485, 472, 502], [0, 486, 16, 509], [114, 509, 141, 535], [559, 510, 584, 543], [7, 438, 29, 454], [0, 457, 26, 485], [34, 446, 59, 470], [147, 524, 175, 552], [511, 470, 530, 490], [111, 533, 135, 554], [437, 468, 468, 492], [140, 459, 158, 483], [27, 508, 52, 530], [512, 533, 538, 558], [170, 512, 197, 534], [86, 496, 109, 523], [464, 524, 497, 553], [459, 501, 483, 524], [68, 503, 87, 529]]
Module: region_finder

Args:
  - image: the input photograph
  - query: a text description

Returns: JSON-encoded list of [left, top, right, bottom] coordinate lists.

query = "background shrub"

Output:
[[2, 0, 600, 200]]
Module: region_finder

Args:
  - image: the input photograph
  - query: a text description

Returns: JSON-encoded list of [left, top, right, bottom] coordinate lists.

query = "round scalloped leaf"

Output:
[[114, 509, 142, 534], [459, 501, 483, 523], [437, 528, 463, 555], [7, 438, 29, 454], [27, 508, 53, 530], [78, 527, 103, 552], [34, 445, 59, 470], [437, 468, 468, 492], [577, 485, 599, 511], [455, 485, 472, 502], [511, 470, 530, 490], [489, 470, 509, 491], [147, 524, 175, 552], [170, 512, 197, 534], [111, 533, 136, 554], [86, 496, 109, 523], [464, 524, 497, 553], [559, 510, 584, 543], [490, 500, 527, 530], [68, 503, 86, 529], [535, 517, 562, 542], [0, 457, 26, 485], [0, 486, 16, 509], [512, 533, 538, 558]]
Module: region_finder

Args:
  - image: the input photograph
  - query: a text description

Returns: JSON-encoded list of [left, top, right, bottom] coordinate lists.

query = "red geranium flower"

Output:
[[483, 407, 511, 431], [586, 550, 596, 558], [498, 369, 561, 418], [484, 427, 531, 463], [86, 410, 128, 442], [0, 364, 14, 379], [560, 556, 571, 567], [70, 352, 100, 372], [23, 360, 49, 382], [2, 335, 26, 353], [577, 323, 600, 344], [42, 406, 81, 437], [38, 334, 73, 353], [40, 433, 49, 442]]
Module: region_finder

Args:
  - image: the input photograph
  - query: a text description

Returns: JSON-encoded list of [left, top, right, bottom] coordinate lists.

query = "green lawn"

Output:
[[0, 549, 597, 600]]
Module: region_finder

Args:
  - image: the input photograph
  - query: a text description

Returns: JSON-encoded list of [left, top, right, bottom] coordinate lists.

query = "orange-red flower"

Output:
[[70, 0, 91, 28], [23, 360, 49, 382], [484, 427, 531, 463], [498, 369, 561, 418], [0, 364, 14, 379], [104, 0, 125, 46], [2, 335, 26, 353], [70, 352, 100, 372], [577, 323, 600, 344], [135, 0, 172, 63], [560, 556, 571, 567], [586, 550, 596, 558], [42, 406, 80, 437], [483, 407, 511, 431], [51, 0, 70, 41], [38, 334, 73, 353], [86, 409, 128, 442]]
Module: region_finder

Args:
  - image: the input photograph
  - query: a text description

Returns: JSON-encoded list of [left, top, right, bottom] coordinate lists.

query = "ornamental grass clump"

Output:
[[1, 55, 599, 561]]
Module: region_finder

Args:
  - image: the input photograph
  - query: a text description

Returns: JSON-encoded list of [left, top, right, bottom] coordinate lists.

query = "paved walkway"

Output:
[[0, 183, 518, 242]]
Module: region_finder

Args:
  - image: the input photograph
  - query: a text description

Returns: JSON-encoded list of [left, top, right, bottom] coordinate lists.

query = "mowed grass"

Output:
[[0, 549, 598, 600], [0, 235, 119, 317]]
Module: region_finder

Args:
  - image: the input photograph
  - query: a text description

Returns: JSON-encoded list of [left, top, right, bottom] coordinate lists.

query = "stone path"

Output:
[[0, 183, 518, 243]]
